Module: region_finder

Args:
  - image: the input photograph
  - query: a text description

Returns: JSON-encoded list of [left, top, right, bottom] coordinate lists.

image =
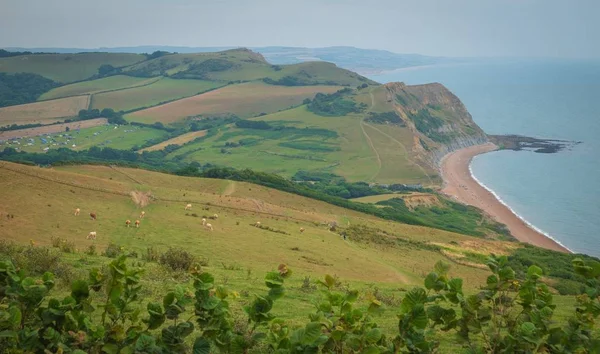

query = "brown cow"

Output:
[[90, 212, 97, 220], [300, 227, 305, 233], [125, 220, 131, 227], [135, 220, 140, 228]]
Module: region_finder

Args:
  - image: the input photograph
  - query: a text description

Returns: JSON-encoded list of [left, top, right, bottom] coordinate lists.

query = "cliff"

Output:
[[383, 82, 488, 168]]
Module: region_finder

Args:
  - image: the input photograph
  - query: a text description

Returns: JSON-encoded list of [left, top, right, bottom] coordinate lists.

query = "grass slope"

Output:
[[90, 78, 222, 112], [0, 161, 582, 346], [127, 83, 341, 124], [139, 130, 207, 152], [0, 53, 145, 83], [39, 75, 157, 100], [0, 95, 89, 126]]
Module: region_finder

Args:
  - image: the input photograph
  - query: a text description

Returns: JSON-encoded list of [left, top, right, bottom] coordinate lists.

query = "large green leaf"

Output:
[[365, 328, 382, 343], [265, 272, 284, 288], [527, 265, 543, 280], [424, 273, 438, 290], [434, 261, 450, 276], [71, 279, 90, 303], [400, 288, 427, 313], [302, 322, 322, 345], [193, 337, 211, 354]]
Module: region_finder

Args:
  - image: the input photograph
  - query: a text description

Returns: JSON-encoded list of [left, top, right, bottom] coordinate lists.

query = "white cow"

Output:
[[87, 231, 97, 240], [185, 204, 192, 210], [205, 223, 214, 231]]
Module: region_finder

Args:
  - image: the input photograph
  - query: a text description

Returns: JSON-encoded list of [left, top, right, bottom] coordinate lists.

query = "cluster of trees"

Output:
[[74, 108, 127, 125], [0, 49, 52, 58], [0, 72, 60, 107], [145, 50, 172, 60], [307, 88, 366, 116], [365, 111, 405, 126], [172, 58, 236, 80], [0, 122, 43, 132], [235, 119, 272, 130], [1, 249, 598, 352]]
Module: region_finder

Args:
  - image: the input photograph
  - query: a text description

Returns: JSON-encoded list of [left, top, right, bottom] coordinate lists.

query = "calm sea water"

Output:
[[369, 60, 600, 257]]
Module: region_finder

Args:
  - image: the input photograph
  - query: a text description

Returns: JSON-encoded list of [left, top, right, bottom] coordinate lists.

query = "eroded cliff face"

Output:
[[383, 82, 488, 168]]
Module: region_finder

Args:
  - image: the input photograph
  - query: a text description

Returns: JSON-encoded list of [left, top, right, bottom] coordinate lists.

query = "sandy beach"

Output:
[[441, 143, 570, 253]]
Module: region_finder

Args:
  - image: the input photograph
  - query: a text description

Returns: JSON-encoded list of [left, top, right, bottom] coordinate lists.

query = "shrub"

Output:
[[159, 247, 195, 271], [59, 239, 76, 253], [50, 235, 62, 248], [103, 242, 122, 258], [86, 244, 96, 256], [143, 246, 160, 262], [21, 246, 62, 274]]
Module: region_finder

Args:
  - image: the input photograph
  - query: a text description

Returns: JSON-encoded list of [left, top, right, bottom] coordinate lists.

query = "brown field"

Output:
[[139, 130, 207, 152], [0, 96, 89, 126], [127, 82, 341, 124], [0, 118, 107, 140]]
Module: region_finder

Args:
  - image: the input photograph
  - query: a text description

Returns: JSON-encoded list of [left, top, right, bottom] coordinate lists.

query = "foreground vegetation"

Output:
[[0, 240, 598, 353]]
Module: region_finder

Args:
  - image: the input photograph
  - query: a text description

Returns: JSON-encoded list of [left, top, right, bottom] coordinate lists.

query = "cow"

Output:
[[125, 220, 131, 227], [135, 220, 140, 228], [90, 212, 97, 221], [185, 204, 192, 210], [74, 208, 80, 216], [140, 211, 146, 219], [87, 231, 97, 240]]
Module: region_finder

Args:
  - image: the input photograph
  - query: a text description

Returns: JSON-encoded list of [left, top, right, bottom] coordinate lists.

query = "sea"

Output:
[[368, 59, 600, 257]]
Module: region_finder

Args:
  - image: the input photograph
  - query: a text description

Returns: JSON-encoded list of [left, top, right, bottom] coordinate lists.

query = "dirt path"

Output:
[[222, 181, 236, 196], [358, 89, 383, 181], [363, 122, 433, 185]]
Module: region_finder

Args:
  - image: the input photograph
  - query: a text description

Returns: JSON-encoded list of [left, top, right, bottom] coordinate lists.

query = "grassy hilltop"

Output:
[[1, 48, 483, 186]]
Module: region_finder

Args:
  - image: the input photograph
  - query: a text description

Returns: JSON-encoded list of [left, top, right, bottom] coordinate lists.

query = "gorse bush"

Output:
[[159, 247, 195, 271], [0, 249, 599, 353]]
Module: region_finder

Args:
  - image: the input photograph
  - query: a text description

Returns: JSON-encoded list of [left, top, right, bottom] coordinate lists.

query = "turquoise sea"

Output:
[[369, 59, 600, 257]]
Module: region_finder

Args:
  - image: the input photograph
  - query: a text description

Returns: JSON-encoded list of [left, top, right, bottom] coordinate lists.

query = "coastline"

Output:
[[440, 143, 571, 253]]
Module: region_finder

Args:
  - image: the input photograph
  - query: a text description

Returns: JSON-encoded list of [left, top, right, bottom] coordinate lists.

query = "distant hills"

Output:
[[2, 46, 461, 74]]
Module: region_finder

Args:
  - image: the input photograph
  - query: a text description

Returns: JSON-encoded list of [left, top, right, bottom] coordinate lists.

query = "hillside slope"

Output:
[[0, 160, 509, 287]]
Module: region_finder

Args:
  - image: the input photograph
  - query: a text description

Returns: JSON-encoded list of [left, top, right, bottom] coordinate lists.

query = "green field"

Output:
[[161, 105, 434, 184], [127, 82, 342, 124], [14, 125, 167, 153], [90, 77, 222, 112], [0, 52, 145, 83], [39, 75, 157, 100]]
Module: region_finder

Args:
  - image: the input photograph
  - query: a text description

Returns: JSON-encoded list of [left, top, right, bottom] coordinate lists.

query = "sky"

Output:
[[1, 0, 599, 58]]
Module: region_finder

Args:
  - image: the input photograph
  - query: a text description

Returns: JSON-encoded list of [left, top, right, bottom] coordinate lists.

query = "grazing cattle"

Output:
[[205, 223, 214, 231], [254, 221, 261, 227], [300, 227, 305, 233], [125, 220, 131, 227], [201, 218, 207, 225], [87, 231, 97, 240], [213, 214, 218, 219], [74, 208, 80, 216], [135, 220, 140, 228], [90, 212, 97, 221], [185, 204, 192, 210], [140, 211, 146, 219]]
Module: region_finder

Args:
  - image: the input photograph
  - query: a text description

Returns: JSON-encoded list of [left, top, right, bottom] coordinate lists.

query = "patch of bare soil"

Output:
[[130, 191, 153, 207]]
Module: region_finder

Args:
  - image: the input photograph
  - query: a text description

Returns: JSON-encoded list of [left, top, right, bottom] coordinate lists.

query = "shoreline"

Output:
[[440, 143, 571, 253]]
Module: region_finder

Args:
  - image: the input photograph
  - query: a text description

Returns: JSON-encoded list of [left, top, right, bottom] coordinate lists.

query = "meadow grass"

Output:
[[39, 75, 157, 100], [90, 78, 222, 112]]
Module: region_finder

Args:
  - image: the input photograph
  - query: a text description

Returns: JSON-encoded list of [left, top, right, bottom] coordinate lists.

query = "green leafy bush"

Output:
[[0, 252, 599, 353], [159, 247, 195, 271]]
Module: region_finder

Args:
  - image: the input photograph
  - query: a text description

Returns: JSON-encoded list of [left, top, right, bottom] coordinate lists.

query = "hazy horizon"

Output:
[[2, 0, 599, 59]]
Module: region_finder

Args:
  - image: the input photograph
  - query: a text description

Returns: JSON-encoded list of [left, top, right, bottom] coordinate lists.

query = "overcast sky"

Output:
[[1, 0, 598, 58]]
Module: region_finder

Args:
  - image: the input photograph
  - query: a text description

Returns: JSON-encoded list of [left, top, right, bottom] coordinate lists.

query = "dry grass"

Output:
[[127, 82, 341, 124], [0, 118, 107, 140], [139, 130, 207, 152], [0, 96, 90, 126], [0, 161, 497, 289], [130, 191, 153, 208]]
